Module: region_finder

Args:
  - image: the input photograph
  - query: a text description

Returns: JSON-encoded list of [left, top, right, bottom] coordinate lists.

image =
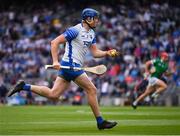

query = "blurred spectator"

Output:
[[0, 77, 8, 104]]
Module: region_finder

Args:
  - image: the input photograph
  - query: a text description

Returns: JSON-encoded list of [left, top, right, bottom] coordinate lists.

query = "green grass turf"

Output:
[[0, 106, 180, 135]]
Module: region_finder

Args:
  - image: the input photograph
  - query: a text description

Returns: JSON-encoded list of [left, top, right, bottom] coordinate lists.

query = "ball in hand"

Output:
[[110, 50, 117, 57]]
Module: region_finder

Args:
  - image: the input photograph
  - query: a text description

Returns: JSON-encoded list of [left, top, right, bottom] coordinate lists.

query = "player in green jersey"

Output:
[[132, 52, 172, 109]]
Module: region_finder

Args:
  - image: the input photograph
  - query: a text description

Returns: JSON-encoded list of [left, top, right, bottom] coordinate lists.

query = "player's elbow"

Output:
[[145, 61, 151, 67], [50, 40, 56, 46]]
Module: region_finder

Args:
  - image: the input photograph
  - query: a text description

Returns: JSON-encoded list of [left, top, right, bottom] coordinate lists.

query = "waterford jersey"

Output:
[[151, 58, 168, 78], [62, 23, 96, 66]]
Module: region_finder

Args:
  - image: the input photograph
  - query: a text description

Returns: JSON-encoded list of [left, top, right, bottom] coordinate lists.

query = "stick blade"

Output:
[[84, 65, 107, 75]]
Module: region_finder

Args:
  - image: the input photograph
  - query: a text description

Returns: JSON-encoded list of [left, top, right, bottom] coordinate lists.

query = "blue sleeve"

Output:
[[63, 27, 79, 41], [92, 37, 96, 44]]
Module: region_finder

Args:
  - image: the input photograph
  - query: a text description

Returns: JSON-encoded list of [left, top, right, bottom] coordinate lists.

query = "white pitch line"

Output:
[[1, 119, 180, 126], [0, 135, 177, 136], [21, 111, 180, 116]]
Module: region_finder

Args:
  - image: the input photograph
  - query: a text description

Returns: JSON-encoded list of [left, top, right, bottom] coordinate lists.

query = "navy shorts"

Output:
[[58, 61, 84, 82]]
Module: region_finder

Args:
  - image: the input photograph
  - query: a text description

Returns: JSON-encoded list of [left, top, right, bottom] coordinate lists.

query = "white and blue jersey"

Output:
[[62, 23, 96, 66], [58, 23, 96, 81]]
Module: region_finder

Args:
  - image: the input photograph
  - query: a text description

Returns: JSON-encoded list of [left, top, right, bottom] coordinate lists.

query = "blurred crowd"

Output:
[[0, 0, 179, 105]]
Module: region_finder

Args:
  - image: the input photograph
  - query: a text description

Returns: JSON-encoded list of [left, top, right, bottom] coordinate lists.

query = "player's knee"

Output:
[[162, 84, 167, 90], [50, 40, 55, 46], [143, 91, 150, 96], [87, 86, 97, 96], [48, 93, 59, 101], [145, 87, 153, 95]]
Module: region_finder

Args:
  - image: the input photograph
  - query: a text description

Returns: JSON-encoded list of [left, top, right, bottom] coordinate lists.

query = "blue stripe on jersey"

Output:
[[63, 27, 79, 41], [63, 27, 78, 63], [92, 37, 96, 44], [68, 41, 73, 64]]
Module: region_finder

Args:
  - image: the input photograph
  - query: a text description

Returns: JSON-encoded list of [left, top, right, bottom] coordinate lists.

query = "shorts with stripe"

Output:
[[58, 60, 84, 82]]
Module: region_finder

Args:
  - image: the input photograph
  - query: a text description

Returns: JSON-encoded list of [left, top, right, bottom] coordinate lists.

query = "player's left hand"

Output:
[[107, 49, 120, 57]]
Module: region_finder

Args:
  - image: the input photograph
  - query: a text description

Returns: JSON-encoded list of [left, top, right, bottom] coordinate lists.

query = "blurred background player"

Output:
[[132, 52, 173, 109], [8, 8, 118, 129]]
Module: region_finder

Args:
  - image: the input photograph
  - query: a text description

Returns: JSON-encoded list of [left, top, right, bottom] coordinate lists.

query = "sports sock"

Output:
[[133, 101, 138, 106], [23, 84, 31, 91], [151, 92, 159, 98], [96, 116, 104, 124]]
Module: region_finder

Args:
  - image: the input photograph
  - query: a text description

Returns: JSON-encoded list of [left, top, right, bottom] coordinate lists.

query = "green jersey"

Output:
[[150, 58, 168, 78]]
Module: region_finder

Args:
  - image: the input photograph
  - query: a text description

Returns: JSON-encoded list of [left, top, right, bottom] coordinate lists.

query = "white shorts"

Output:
[[148, 77, 158, 86]]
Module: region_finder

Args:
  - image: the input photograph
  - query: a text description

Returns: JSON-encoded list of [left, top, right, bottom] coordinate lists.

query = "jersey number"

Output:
[[83, 41, 91, 47]]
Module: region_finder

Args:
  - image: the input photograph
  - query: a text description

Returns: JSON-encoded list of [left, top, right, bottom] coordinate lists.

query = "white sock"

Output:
[[151, 92, 159, 98], [133, 101, 138, 106]]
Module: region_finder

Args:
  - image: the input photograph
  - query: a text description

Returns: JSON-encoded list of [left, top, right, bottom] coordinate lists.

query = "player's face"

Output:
[[162, 56, 169, 62], [89, 16, 99, 28], [94, 16, 99, 27]]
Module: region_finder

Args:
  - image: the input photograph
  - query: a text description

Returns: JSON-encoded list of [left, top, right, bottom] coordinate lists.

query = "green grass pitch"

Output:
[[0, 106, 180, 135]]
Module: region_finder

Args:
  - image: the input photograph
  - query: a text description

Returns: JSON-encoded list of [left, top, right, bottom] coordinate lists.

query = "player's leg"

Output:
[[74, 73, 100, 117], [151, 79, 167, 98], [8, 77, 70, 101], [74, 73, 117, 129], [132, 85, 154, 109]]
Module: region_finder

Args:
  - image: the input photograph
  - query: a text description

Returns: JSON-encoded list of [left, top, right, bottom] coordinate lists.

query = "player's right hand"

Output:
[[52, 62, 61, 70]]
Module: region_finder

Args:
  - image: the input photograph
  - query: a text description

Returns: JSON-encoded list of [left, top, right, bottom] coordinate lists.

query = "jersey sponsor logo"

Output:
[[81, 35, 85, 38], [81, 34, 93, 39]]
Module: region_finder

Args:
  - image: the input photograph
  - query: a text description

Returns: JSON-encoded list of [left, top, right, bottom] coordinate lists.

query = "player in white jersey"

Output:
[[8, 8, 118, 130]]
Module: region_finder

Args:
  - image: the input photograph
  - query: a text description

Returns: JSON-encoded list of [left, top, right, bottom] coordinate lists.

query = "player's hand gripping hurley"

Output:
[[45, 64, 107, 75]]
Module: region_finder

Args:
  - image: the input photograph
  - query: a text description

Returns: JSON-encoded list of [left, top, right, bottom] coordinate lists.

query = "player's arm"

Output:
[[50, 34, 66, 69], [89, 44, 107, 58], [90, 44, 119, 58], [145, 60, 153, 73], [144, 60, 156, 78], [50, 27, 78, 69]]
